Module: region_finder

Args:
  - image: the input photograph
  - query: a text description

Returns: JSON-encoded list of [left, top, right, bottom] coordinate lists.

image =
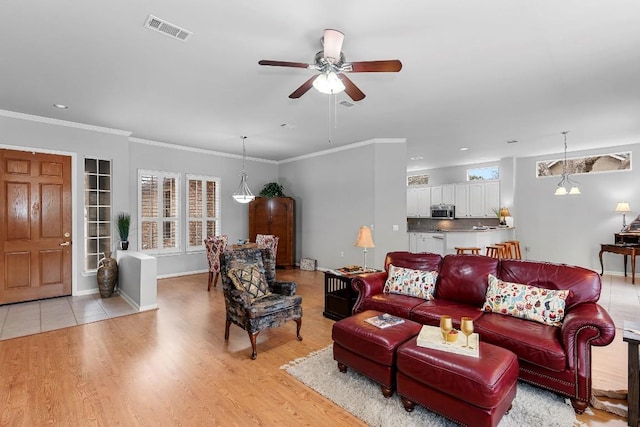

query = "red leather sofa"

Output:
[[351, 251, 616, 413]]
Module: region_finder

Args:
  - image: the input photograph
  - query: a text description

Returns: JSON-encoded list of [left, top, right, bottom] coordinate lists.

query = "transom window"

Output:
[[84, 158, 112, 271], [138, 169, 180, 254], [186, 174, 221, 252], [467, 166, 499, 181]]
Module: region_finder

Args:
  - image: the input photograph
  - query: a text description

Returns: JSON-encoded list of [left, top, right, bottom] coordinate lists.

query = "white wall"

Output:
[[279, 139, 407, 270], [515, 142, 639, 272], [0, 112, 280, 291], [0, 113, 130, 293]]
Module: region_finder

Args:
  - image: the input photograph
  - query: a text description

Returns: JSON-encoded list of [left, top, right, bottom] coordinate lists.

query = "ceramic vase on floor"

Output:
[[97, 251, 118, 298]]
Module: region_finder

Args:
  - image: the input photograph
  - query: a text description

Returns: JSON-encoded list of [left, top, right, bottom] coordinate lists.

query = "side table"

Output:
[[323, 270, 380, 321], [624, 321, 640, 426]]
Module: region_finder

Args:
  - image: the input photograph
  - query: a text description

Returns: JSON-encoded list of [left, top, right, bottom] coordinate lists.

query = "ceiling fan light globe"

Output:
[[312, 72, 345, 94], [568, 186, 581, 195]]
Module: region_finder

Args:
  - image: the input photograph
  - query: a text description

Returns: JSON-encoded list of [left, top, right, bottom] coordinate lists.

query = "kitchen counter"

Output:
[[408, 228, 515, 255]]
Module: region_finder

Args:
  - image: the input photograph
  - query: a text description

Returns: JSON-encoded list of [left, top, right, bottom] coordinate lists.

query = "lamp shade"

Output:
[[615, 202, 631, 213], [354, 226, 375, 248], [499, 207, 511, 217]]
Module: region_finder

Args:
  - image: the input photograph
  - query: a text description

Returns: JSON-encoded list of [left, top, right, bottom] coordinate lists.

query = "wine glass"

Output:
[[440, 315, 453, 343], [461, 317, 474, 349]]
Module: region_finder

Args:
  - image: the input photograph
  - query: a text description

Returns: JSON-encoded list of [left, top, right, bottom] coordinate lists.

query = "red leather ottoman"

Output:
[[396, 340, 518, 427], [332, 310, 422, 397]]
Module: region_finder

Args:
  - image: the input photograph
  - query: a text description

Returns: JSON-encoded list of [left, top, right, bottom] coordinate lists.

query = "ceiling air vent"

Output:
[[144, 15, 192, 42], [338, 100, 358, 108]]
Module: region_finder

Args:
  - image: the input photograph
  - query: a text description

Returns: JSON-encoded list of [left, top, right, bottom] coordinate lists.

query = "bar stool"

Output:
[[505, 240, 522, 260], [485, 245, 500, 258], [494, 243, 509, 259], [500, 241, 515, 259], [455, 247, 481, 255]]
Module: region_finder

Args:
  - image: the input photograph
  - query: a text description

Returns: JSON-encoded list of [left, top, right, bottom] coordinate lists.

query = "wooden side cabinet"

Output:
[[248, 197, 295, 268], [323, 272, 357, 321]]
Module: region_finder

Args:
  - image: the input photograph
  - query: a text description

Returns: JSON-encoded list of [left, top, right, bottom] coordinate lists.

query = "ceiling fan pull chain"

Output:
[[328, 92, 333, 143]]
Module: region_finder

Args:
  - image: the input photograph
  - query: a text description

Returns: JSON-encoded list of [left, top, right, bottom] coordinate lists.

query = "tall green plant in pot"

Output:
[[116, 212, 131, 250]]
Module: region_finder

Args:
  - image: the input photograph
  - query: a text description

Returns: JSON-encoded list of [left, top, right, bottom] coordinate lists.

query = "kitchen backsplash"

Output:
[[407, 217, 501, 232]]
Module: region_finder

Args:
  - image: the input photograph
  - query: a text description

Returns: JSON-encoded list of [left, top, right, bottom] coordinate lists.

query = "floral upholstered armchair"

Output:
[[255, 234, 279, 260], [220, 248, 302, 359], [204, 235, 228, 291]]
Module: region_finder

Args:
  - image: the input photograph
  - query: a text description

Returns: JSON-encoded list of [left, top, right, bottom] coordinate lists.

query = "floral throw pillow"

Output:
[[383, 264, 438, 300], [228, 264, 272, 302], [482, 274, 570, 327]]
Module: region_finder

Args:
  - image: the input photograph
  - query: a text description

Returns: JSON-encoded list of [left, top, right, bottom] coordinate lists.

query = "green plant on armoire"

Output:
[[259, 182, 285, 198]]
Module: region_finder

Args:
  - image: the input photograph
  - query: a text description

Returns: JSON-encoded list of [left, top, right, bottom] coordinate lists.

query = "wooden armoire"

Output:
[[248, 197, 295, 268]]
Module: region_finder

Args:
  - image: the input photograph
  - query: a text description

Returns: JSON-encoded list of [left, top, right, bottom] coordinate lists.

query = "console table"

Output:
[[599, 244, 639, 284]]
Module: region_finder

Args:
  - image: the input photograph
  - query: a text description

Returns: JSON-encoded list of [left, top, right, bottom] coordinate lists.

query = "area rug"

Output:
[[282, 346, 582, 427]]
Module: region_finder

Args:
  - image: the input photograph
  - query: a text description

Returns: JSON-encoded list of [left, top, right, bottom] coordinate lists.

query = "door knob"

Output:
[[59, 242, 71, 246]]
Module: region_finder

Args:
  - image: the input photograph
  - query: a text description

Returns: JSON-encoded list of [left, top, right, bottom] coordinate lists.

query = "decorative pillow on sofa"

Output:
[[482, 274, 570, 327], [383, 264, 438, 300], [228, 265, 272, 302]]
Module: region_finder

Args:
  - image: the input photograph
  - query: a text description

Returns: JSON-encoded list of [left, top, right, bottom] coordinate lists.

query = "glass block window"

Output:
[[84, 158, 112, 271], [186, 175, 221, 251], [467, 166, 499, 181], [139, 170, 180, 254]]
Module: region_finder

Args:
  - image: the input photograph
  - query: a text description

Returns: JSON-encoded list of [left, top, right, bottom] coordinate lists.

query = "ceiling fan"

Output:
[[258, 29, 402, 101]]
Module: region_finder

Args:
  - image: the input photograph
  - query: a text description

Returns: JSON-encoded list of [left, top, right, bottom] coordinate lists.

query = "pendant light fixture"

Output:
[[554, 131, 581, 196], [232, 136, 255, 204]]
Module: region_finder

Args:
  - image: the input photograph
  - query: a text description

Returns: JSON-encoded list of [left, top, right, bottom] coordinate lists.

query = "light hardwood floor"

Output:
[[0, 270, 635, 426]]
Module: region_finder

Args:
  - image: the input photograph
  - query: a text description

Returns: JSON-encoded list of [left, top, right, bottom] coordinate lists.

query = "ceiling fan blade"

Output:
[[347, 60, 403, 73], [338, 74, 366, 101], [322, 29, 344, 63], [288, 76, 317, 99], [259, 60, 310, 69]]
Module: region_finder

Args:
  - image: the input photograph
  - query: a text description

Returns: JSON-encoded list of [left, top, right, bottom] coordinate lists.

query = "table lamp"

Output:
[[499, 207, 511, 226], [354, 226, 375, 271], [615, 202, 631, 230]]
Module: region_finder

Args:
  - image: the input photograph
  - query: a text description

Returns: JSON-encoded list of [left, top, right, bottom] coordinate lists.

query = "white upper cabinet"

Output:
[[430, 186, 442, 205], [454, 183, 470, 217], [483, 181, 500, 217], [442, 185, 455, 205], [407, 181, 500, 218]]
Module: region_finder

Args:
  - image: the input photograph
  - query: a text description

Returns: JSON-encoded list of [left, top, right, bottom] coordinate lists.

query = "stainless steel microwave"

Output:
[[431, 204, 455, 219]]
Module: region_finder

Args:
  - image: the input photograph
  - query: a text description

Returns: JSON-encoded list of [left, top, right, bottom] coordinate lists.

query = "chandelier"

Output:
[[554, 131, 581, 196], [232, 136, 255, 204]]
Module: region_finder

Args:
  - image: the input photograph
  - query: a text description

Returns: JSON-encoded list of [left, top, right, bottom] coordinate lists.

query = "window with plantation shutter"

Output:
[[186, 174, 221, 251], [138, 170, 180, 254], [84, 158, 112, 271]]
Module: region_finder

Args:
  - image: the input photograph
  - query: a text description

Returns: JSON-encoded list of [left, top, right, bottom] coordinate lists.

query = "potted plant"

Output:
[[259, 182, 285, 198], [116, 212, 131, 250]]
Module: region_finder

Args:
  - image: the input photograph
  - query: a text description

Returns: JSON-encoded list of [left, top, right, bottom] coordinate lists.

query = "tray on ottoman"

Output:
[[396, 340, 519, 427], [332, 310, 422, 398]]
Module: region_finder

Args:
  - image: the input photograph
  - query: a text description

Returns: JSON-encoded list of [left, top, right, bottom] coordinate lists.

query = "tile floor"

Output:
[[0, 293, 137, 341], [597, 273, 640, 329]]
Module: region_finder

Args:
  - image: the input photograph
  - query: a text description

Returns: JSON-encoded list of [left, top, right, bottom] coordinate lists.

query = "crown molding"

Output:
[[129, 137, 277, 164], [278, 138, 406, 164], [0, 109, 131, 136]]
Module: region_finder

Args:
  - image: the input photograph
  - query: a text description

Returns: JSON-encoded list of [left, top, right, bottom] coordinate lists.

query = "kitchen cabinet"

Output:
[[430, 186, 442, 205], [454, 183, 470, 217], [409, 233, 444, 255], [468, 183, 485, 217], [467, 181, 500, 218], [483, 181, 500, 217], [248, 197, 295, 268], [407, 187, 431, 217], [442, 185, 455, 205]]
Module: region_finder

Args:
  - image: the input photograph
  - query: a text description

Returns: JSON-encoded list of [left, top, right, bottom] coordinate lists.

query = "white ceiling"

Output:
[[1, 1, 639, 169]]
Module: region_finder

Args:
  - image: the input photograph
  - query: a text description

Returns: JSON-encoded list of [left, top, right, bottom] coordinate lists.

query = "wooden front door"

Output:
[[0, 149, 72, 304]]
